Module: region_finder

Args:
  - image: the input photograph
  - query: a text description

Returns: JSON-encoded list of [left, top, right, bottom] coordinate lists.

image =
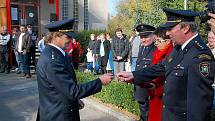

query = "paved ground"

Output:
[[0, 72, 131, 121]]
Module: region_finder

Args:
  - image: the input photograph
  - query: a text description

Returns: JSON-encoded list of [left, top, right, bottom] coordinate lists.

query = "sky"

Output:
[[108, 0, 120, 16]]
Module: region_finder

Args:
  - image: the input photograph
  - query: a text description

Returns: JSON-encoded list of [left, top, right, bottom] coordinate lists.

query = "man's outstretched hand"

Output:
[[99, 73, 114, 85], [116, 71, 134, 83], [208, 13, 215, 34]]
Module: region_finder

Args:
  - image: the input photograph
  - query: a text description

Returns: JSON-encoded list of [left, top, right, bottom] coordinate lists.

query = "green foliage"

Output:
[[164, 0, 207, 11], [108, 0, 209, 39], [76, 71, 140, 115]]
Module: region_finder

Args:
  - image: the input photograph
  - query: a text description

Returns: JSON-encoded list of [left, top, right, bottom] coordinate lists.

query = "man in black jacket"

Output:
[[36, 18, 114, 121], [111, 28, 129, 76]]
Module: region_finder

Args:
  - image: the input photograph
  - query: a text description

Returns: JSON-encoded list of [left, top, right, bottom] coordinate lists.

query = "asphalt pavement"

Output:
[[0, 72, 134, 121]]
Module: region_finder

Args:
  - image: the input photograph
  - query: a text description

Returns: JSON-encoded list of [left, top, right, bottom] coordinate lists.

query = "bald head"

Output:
[[1, 26, 7, 34]]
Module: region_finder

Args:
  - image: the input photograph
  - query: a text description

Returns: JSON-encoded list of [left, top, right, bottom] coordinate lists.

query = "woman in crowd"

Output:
[[94, 33, 111, 74], [147, 27, 173, 121], [105, 33, 114, 73]]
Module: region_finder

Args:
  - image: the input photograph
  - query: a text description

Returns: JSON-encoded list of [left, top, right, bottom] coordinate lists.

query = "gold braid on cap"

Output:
[[167, 19, 182, 23], [140, 31, 154, 34], [58, 29, 74, 32]]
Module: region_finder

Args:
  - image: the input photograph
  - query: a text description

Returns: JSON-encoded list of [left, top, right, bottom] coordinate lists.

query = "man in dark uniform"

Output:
[[133, 24, 156, 121], [36, 18, 114, 121], [117, 8, 215, 121], [0, 26, 11, 73]]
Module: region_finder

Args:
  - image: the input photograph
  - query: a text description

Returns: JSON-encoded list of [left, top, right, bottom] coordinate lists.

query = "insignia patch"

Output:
[[199, 62, 210, 77], [197, 54, 212, 60]]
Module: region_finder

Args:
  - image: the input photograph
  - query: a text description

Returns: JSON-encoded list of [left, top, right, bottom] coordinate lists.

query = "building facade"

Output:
[[0, 0, 109, 37], [60, 0, 109, 30]]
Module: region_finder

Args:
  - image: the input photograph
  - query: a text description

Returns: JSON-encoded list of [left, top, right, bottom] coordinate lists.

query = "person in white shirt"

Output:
[[86, 49, 94, 72], [15, 25, 32, 78], [0, 26, 11, 73]]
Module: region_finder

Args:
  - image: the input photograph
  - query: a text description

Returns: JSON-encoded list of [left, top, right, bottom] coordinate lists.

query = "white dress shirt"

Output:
[[181, 33, 198, 50], [18, 33, 25, 52]]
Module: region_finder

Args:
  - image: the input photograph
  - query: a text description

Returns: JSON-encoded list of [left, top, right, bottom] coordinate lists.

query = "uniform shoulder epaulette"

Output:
[[196, 54, 213, 60], [194, 40, 206, 50]]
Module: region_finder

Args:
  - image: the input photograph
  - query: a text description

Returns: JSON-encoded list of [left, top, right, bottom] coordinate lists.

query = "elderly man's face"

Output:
[[208, 31, 215, 47], [166, 24, 185, 45], [141, 35, 154, 47]]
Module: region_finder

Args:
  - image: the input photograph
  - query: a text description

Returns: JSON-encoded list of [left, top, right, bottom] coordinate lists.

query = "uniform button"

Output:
[[165, 81, 167, 84], [183, 113, 186, 115], [163, 105, 165, 108], [175, 73, 178, 75], [137, 65, 139, 67], [70, 109, 73, 111], [163, 93, 165, 96]]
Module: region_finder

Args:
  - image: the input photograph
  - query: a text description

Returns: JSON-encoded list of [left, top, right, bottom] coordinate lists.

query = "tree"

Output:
[[108, 0, 164, 36], [108, 0, 207, 37]]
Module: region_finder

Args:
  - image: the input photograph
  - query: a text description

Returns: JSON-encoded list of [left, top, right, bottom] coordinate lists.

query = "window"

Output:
[[62, 0, 68, 20], [73, 0, 79, 30], [84, 0, 89, 30]]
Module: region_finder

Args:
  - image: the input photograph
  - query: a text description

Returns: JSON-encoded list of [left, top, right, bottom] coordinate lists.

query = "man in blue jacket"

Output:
[[36, 18, 114, 121]]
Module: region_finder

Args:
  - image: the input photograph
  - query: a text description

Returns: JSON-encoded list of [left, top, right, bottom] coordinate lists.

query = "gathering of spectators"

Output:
[[85, 29, 130, 75], [0, 24, 38, 78]]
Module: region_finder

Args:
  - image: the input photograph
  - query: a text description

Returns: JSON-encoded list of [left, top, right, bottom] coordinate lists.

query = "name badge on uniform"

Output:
[[199, 62, 210, 77]]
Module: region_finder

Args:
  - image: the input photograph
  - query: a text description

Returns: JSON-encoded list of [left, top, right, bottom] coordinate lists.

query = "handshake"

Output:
[[98, 71, 135, 85]]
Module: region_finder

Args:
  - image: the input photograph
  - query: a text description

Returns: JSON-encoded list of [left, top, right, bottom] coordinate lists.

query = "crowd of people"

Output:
[[0, 24, 37, 78]]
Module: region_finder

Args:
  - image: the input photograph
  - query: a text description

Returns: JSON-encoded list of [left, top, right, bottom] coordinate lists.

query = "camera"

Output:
[[199, 0, 215, 23]]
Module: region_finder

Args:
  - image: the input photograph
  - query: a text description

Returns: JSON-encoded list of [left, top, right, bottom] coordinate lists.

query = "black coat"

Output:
[[37, 45, 102, 121], [95, 39, 111, 66], [134, 44, 156, 102], [133, 35, 215, 121], [111, 35, 129, 62], [87, 40, 96, 51]]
